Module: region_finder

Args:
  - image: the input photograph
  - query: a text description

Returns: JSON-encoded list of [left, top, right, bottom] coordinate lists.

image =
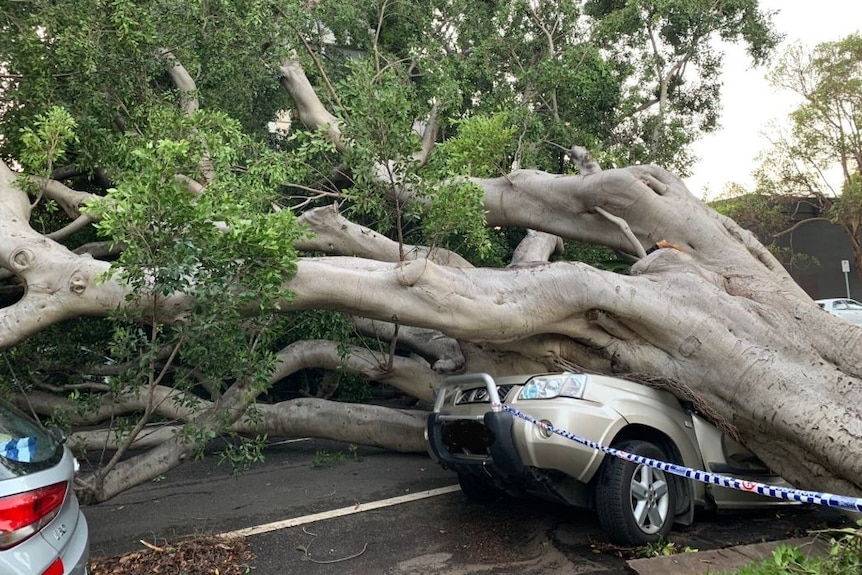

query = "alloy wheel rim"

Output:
[[629, 464, 670, 534]]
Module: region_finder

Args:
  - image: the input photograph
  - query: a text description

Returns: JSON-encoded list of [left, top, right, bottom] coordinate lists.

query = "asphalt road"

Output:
[[82, 438, 851, 574]]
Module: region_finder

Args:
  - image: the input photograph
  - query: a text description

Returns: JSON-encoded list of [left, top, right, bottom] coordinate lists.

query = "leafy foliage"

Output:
[[754, 33, 862, 280], [710, 187, 819, 271], [76, 107, 304, 471], [831, 175, 862, 226], [563, 240, 625, 271], [18, 106, 78, 176], [417, 112, 519, 263], [0, 317, 113, 402], [586, 0, 779, 173], [712, 189, 790, 242], [434, 113, 516, 176], [726, 521, 862, 575]]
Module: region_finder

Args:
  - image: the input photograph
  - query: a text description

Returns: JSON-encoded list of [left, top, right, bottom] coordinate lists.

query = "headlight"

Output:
[[518, 373, 587, 400]]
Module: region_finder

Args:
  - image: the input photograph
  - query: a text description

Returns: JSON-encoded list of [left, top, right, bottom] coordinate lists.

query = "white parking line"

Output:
[[217, 484, 461, 538]]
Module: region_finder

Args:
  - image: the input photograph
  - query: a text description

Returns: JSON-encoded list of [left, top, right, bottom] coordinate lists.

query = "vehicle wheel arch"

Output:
[[594, 424, 695, 526]]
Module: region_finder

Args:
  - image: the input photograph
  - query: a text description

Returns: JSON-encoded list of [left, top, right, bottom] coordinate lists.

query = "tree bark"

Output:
[[68, 399, 426, 455]]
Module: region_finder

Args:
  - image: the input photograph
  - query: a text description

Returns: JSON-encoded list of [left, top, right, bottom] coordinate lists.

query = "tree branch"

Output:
[[509, 230, 564, 265], [158, 48, 215, 183], [296, 204, 472, 267], [158, 48, 199, 115], [28, 176, 95, 218], [278, 60, 345, 152], [351, 318, 465, 374]]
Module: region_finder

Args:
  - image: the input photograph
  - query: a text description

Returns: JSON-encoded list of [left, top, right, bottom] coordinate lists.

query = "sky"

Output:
[[682, 1, 862, 200]]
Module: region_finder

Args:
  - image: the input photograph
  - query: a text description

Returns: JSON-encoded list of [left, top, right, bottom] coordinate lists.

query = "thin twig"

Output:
[[139, 539, 166, 552], [305, 542, 369, 564]]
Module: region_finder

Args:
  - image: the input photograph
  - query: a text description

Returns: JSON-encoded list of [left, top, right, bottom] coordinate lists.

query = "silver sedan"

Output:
[[0, 400, 89, 575]]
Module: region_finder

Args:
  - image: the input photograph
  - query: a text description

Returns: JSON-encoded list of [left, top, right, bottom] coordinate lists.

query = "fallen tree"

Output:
[[4, 0, 859, 506], [5, 151, 860, 502]]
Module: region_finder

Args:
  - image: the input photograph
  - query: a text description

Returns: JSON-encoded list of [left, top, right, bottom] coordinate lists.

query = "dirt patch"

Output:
[[88, 536, 254, 575]]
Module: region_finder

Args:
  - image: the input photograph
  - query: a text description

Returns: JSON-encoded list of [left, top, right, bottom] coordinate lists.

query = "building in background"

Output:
[[774, 199, 859, 300]]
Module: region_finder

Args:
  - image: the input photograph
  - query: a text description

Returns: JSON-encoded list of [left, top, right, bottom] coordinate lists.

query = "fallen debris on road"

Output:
[[88, 536, 254, 575]]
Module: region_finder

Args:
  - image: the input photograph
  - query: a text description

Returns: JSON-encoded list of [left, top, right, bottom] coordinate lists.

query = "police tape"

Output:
[[501, 403, 862, 513]]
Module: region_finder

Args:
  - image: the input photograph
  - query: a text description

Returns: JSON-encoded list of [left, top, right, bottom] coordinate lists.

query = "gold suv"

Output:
[[426, 372, 795, 545]]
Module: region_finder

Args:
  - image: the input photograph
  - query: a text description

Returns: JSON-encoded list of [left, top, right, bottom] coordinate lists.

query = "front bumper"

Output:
[[427, 409, 525, 482]]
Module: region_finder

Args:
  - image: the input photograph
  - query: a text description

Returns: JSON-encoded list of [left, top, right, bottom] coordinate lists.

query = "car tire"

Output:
[[595, 439, 676, 545], [457, 472, 502, 503]]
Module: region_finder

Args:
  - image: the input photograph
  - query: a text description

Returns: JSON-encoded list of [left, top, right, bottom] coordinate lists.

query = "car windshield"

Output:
[[0, 400, 63, 479]]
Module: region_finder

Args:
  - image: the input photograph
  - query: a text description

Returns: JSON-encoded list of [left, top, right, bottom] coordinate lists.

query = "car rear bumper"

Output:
[[63, 510, 90, 575], [0, 508, 88, 575]]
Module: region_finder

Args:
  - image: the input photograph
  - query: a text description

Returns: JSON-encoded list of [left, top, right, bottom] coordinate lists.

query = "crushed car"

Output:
[[426, 372, 795, 545]]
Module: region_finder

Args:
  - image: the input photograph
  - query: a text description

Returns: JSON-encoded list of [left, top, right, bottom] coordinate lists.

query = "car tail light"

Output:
[[0, 481, 68, 549], [42, 558, 64, 575]]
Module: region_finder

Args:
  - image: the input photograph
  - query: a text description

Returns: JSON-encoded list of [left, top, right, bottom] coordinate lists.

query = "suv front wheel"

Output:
[[595, 439, 676, 545]]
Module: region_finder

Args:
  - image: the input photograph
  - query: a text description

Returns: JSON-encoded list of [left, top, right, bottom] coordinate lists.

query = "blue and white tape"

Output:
[[502, 404, 862, 513]]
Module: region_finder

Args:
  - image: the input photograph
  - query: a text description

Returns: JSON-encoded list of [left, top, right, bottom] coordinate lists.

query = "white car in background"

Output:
[[815, 298, 862, 326], [0, 399, 89, 575]]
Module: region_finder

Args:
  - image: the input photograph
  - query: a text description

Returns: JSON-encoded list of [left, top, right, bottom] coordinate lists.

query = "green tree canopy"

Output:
[[749, 33, 862, 281]]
